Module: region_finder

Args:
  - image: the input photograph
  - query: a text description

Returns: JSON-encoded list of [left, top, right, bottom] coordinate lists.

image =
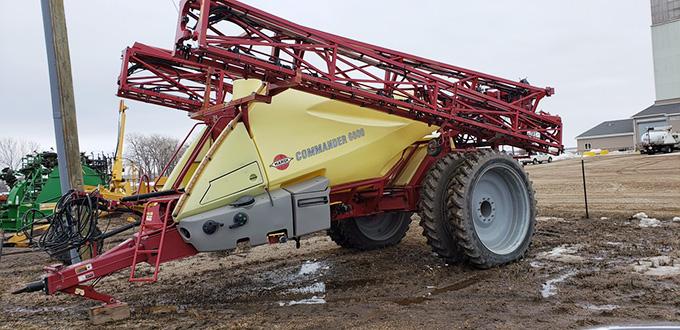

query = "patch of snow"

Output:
[[536, 216, 566, 222], [537, 245, 585, 264], [600, 217, 609, 220], [646, 256, 671, 267], [639, 218, 661, 228], [577, 303, 619, 311], [278, 296, 326, 307], [632, 256, 680, 277], [605, 242, 623, 246], [632, 212, 648, 220], [541, 270, 578, 298], [553, 152, 579, 162], [298, 261, 323, 276], [673, 217, 680, 222], [643, 266, 680, 277], [608, 150, 637, 156], [530, 261, 544, 268], [289, 282, 325, 294]]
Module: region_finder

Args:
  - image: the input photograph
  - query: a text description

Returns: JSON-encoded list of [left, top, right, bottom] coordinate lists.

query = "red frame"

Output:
[[37, 0, 564, 305], [120, 1, 562, 153]]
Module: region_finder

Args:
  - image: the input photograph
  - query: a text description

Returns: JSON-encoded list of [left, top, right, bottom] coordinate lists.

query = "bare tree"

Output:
[[125, 134, 184, 178], [0, 138, 40, 170]]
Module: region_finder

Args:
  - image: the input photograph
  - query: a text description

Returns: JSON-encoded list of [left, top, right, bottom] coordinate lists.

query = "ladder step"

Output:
[[129, 201, 174, 284]]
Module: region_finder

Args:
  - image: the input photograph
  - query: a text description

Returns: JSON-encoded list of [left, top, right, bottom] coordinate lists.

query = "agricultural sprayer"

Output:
[[0, 152, 106, 236], [15, 0, 563, 317]]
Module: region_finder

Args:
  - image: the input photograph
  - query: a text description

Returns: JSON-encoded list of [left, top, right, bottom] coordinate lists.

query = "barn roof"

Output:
[[633, 102, 680, 118], [576, 119, 634, 139]]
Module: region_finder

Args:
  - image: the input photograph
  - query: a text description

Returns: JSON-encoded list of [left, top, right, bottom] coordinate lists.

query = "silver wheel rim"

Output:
[[470, 163, 531, 255], [355, 213, 404, 241]]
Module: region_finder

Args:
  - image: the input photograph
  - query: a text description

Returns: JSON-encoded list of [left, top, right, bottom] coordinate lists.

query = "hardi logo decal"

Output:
[[270, 154, 293, 170]]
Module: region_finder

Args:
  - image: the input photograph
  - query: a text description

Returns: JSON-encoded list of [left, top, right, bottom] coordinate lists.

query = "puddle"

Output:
[[429, 277, 480, 295], [289, 282, 326, 294], [298, 260, 327, 276], [394, 276, 481, 306], [278, 296, 326, 307], [268, 261, 331, 306], [541, 270, 578, 298]]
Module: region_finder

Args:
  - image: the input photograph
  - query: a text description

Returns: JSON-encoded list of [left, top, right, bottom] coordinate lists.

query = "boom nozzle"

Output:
[[12, 280, 45, 294]]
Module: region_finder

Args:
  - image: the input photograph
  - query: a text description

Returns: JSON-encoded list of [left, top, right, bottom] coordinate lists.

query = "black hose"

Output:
[[20, 209, 47, 244], [37, 191, 107, 263], [120, 189, 183, 203], [100, 220, 140, 240]]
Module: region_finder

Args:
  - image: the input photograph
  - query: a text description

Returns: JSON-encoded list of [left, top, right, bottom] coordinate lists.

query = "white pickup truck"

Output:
[[519, 153, 553, 165]]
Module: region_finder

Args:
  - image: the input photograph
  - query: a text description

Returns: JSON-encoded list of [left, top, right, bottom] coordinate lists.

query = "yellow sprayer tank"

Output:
[[170, 80, 434, 221]]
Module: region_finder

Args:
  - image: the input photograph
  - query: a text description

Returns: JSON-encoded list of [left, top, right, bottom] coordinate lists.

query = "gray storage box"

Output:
[[284, 177, 331, 237]]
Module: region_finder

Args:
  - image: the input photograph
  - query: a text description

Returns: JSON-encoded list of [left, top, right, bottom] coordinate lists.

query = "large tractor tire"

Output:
[[419, 153, 468, 262], [328, 212, 411, 251], [420, 151, 536, 268]]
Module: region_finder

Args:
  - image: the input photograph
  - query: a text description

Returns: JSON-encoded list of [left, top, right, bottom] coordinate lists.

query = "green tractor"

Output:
[[0, 151, 107, 234]]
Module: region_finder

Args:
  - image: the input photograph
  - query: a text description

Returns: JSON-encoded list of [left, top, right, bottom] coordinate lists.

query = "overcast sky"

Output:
[[0, 1, 655, 151]]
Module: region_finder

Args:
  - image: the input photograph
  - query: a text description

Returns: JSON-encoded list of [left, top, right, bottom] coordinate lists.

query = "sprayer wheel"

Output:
[[449, 151, 536, 268], [328, 212, 411, 251]]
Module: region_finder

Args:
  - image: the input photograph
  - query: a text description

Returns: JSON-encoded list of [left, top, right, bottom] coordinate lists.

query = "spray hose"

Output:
[[37, 190, 108, 263]]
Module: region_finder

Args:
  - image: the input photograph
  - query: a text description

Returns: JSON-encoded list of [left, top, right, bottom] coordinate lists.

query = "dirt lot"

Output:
[[2, 153, 680, 329], [529, 153, 680, 219]]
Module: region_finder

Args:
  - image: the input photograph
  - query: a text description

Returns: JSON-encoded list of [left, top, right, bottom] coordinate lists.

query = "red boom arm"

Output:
[[119, 0, 562, 153]]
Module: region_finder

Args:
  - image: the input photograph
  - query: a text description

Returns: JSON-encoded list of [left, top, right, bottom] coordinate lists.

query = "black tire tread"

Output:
[[328, 213, 411, 251], [418, 153, 468, 263]]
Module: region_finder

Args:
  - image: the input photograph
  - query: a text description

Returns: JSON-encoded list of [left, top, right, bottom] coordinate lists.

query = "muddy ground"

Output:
[[1, 153, 680, 329]]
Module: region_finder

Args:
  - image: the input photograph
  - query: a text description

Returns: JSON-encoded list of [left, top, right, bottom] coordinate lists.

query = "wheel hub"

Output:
[[470, 163, 531, 255], [477, 197, 496, 223]]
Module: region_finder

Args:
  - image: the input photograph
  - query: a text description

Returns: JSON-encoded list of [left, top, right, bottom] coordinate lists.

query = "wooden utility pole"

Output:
[[41, 0, 83, 192]]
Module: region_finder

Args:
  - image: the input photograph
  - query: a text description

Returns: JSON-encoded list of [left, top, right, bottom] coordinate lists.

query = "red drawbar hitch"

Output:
[[41, 196, 197, 305]]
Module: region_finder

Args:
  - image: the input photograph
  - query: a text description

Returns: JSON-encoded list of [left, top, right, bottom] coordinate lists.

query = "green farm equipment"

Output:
[[0, 151, 106, 234]]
